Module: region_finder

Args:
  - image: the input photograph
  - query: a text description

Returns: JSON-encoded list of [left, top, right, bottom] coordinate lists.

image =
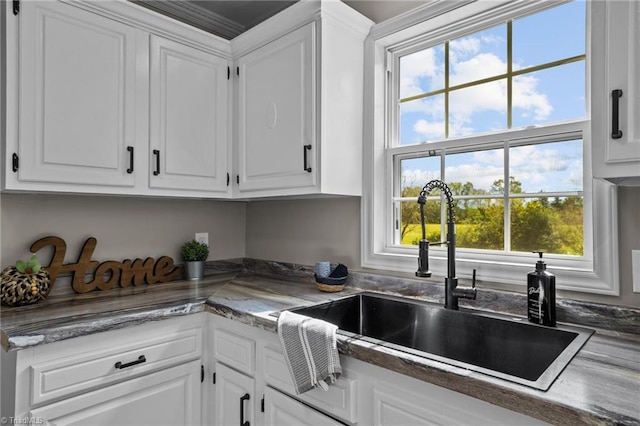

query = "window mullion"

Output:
[[507, 20, 512, 129], [444, 40, 450, 140], [500, 141, 508, 253]]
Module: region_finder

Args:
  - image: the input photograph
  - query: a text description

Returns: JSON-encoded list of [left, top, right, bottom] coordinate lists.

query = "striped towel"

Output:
[[277, 310, 342, 394]]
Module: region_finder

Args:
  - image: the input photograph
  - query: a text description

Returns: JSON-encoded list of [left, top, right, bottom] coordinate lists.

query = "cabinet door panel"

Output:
[[18, 1, 137, 187], [214, 362, 255, 426], [238, 23, 315, 192], [264, 387, 343, 426], [30, 361, 200, 426], [604, 1, 640, 162], [592, 0, 640, 182], [150, 36, 229, 192]]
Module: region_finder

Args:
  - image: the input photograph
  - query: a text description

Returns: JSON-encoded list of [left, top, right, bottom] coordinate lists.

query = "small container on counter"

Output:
[[527, 251, 556, 326]]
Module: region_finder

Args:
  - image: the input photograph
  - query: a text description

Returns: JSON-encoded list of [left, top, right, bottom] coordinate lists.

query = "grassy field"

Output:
[[400, 223, 583, 255]]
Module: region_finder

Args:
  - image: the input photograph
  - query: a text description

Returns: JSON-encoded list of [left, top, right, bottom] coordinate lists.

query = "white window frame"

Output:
[[362, 0, 619, 295]]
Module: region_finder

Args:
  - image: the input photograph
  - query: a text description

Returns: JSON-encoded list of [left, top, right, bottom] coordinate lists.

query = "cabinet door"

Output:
[[17, 1, 138, 188], [237, 23, 316, 193], [263, 386, 343, 426], [214, 362, 255, 426], [372, 384, 545, 426], [29, 360, 201, 426], [592, 1, 640, 181], [150, 35, 230, 193]]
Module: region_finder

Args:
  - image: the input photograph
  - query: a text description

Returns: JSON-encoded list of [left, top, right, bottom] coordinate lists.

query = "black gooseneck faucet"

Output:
[[415, 179, 477, 309]]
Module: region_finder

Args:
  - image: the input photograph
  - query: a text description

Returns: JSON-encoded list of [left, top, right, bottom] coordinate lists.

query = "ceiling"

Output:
[[132, 0, 426, 40]]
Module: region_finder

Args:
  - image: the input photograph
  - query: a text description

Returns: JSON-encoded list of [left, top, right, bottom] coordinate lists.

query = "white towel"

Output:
[[277, 310, 342, 394]]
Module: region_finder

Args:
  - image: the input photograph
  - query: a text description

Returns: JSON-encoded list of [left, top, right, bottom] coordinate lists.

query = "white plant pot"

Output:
[[184, 261, 204, 280]]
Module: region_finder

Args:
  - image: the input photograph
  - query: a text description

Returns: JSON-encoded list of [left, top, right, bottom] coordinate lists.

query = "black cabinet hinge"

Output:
[[212, 372, 216, 384], [226, 172, 230, 186], [12, 153, 19, 172], [236, 66, 239, 77], [236, 175, 239, 185], [13, 0, 19, 15], [261, 396, 265, 413], [227, 66, 230, 80], [201, 365, 204, 383]]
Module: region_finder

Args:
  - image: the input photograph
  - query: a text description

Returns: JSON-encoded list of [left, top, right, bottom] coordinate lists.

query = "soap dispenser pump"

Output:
[[527, 251, 556, 326]]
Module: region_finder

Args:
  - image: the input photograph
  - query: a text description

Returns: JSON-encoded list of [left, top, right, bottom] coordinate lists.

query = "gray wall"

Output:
[[245, 197, 361, 269], [617, 187, 640, 307], [245, 189, 640, 308], [0, 193, 246, 270], [1, 188, 638, 307]]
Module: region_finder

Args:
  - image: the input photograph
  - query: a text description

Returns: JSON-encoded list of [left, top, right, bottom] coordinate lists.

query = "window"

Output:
[[363, 1, 619, 294]]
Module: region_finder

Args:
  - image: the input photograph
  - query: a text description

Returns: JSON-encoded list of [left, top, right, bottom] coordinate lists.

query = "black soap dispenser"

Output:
[[527, 252, 556, 326]]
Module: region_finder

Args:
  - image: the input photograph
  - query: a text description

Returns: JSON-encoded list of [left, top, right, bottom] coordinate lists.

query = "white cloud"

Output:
[[402, 33, 554, 139], [413, 119, 444, 139], [399, 47, 443, 98], [513, 75, 553, 120], [402, 168, 439, 188], [444, 164, 503, 191], [450, 53, 506, 86]]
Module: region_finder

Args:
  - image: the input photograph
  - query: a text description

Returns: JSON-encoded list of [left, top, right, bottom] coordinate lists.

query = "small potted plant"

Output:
[[180, 240, 209, 280], [1, 254, 51, 306]]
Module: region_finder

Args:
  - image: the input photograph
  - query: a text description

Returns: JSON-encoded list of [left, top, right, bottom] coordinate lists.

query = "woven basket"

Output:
[[315, 274, 347, 293], [1, 266, 51, 306]]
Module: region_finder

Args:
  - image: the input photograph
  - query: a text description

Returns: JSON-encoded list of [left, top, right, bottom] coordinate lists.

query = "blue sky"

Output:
[[398, 1, 585, 194]]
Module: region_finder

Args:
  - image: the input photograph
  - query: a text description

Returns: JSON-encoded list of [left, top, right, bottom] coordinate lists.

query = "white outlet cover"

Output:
[[632, 250, 640, 294], [195, 232, 209, 246]]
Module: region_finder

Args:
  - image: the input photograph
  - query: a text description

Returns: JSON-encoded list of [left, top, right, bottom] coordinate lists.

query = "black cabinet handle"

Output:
[[115, 355, 146, 369], [12, 153, 19, 172], [303, 144, 312, 173], [153, 149, 160, 176], [612, 89, 623, 139], [126, 146, 134, 174], [240, 393, 250, 426]]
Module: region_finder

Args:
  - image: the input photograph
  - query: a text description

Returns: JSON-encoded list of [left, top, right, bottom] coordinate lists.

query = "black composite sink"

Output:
[[288, 292, 593, 390]]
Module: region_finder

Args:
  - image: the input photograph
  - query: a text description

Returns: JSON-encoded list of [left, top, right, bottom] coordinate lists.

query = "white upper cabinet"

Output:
[[233, 1, 373, 198], [237, 23, 315, 193], [592, 0, 640, 185], [149, 35, 230, 194], [3, 0, 371, 199], [3, 0, 232, 197], [13, 1, 139, 189]]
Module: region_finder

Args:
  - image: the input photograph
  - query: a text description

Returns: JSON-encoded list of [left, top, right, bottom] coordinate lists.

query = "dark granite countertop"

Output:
[[1, 260, 639, 425]]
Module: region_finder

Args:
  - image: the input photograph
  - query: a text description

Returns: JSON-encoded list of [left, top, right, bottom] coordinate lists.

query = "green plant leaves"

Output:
[[15, 254, 42, 274]]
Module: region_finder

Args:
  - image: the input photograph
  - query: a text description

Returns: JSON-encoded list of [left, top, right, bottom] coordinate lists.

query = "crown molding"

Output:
[[133, 0, 245, 39]]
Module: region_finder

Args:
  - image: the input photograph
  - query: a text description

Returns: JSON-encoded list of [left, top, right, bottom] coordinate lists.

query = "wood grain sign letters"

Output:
[[30, 236, 183, 293]]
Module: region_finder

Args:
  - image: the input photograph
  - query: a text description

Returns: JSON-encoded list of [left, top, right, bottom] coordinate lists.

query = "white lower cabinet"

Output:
[[370, 378, 545, 426], [208, 314, 546, 426], [214, 362, 255, 426], [1, 315, 205, 426], [263, 386, 343, 426], [30, 360, 200, 426]]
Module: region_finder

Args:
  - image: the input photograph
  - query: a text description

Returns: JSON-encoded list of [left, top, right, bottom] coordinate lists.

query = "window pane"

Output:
[[400, 95, 445, 144], [400, 200, 441, 246], [455, 199, 504, 250], [510, 197, 583, 255], [449, 25, 507, 87], [449, 79, 507, 137], [445, 149, 504, 194], [512, 1, 585, 69], [400, 156, 441, 192], [399, 45, 445, 99], [509, 140, 583, 193], [512, 61, 586, 128]]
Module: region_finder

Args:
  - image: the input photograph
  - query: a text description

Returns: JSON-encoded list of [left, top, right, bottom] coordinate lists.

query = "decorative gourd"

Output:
[[1, 254, 51, 306]]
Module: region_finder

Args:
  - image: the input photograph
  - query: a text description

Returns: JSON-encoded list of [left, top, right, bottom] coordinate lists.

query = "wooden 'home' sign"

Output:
[[30, 236, 183, 293]]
